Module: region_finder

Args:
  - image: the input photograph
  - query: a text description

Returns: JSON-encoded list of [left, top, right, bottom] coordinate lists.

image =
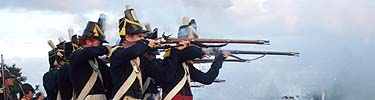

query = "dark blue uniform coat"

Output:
[[68, 46, 112, 98]]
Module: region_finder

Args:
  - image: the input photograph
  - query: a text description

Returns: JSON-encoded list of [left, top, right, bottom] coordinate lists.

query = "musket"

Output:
[[1, 54, 7, 100], [161, 38, 270, 45], [143, 23, 269, 48], [192, 49, 300, 63], [153, 33, 270, 49], [193, 59, 249, 63], [218, 50, 300, 56]]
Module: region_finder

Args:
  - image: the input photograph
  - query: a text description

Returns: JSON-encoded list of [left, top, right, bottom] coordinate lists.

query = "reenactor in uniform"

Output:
[[68, 21, 112, 100], [58, 28, 81, 100], [159, 44, 229, 100], [140, 49, 162, 100], [109, 5, 160, 100], [56, 36, 67, 67], [43, 41, 62, 100], [20, 83, 35, 100], [156, 17, 230, 100], [141, 23, 162, 100], [0, 69, 15, 100], [64, 28, 81, 63]]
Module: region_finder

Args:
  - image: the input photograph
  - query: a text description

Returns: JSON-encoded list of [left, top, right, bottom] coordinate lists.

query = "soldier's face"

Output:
[[26, 91, 34, 98], [85, 39, 102, 47], [5, 78, 14, 87], [125, 33, 144, 43]]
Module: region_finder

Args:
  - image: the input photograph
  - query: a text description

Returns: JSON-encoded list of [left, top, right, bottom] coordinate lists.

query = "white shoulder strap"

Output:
[[113, 57, 142, 100], [164, 63, 190, 100], [76, 59, 100, 100], [108, 46, 123, 57], [57, 90, 62, 100], [89, 59, 103, 83]]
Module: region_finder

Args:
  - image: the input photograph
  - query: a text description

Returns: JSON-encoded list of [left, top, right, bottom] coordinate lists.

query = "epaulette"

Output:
[[72, 43, 81, 51], [163, 48, 172, 58], [108, 46, 124, 57]]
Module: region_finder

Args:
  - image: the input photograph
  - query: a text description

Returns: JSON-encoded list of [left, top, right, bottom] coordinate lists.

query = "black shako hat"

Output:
[[22, 83, 35, 93], [82, 21, 108, 43], [0, 69, 15, 79], [118, 4, 148, 37]]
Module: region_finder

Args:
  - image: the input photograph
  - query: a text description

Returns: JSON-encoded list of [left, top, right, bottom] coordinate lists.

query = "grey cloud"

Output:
[[180, 0, 232, 8], [0, 0, 109, 13]]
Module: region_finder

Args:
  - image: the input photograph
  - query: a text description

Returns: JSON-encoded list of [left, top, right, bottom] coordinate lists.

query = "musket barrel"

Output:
[[229, 50, 299, 56], [193, 59, 247, 63], [162, 38, 270, 45]]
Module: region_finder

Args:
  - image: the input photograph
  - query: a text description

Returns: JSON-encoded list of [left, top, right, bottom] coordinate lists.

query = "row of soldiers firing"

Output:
[[42, 4, 230, 100]]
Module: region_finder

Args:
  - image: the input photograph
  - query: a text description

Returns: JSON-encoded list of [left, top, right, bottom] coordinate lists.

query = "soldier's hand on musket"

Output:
[[203, 50, 213, 58], [222, 51, 231, 58], [146, 39, 160, 48], [176, 40, 190, 50]]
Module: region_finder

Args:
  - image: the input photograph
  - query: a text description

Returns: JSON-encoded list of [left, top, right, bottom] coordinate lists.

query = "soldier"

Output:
[[43, 39, 65, 100], [58, 28, 81, 100], [43, 47, 59, 100], [64, 28, 81, 63], [158, 42, 230, 100], [20, 83, 35, 100], [56, 36, 66, 67], [140, 49, 162, 100], [140, 23, 162, 100], [69, 21, 112, 100], [0, 69, 15, 100], [110, 5, 159, 100]]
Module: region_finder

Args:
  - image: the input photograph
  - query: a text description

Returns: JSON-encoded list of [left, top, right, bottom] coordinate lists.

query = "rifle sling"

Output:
[[76, 59, 102, 100], [164, 63, 191, 100], [113, 57, 142, 100]]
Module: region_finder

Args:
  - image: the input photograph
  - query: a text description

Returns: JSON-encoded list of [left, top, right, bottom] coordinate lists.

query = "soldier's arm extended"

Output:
[[111, 40, 149, 61], [156, 46, 205, 83], [178, 46, 205, 63], [76, 45, 108, 61], [189, 54, 225, 85]]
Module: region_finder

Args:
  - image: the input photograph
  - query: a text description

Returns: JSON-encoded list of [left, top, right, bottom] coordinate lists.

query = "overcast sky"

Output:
[[0, 0, 374, 99]]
